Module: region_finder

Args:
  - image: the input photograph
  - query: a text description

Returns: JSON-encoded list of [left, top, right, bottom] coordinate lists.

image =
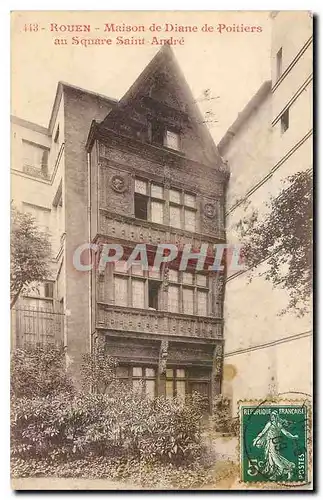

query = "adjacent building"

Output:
[[11, 46, 228, 405], [219, 11, 313, 412]]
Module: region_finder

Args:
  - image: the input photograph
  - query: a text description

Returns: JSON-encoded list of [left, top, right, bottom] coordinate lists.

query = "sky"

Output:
[[11, 11, 272, 144]]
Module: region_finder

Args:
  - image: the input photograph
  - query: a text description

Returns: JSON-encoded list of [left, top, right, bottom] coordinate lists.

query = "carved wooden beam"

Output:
[[158, 339, 169, 375]]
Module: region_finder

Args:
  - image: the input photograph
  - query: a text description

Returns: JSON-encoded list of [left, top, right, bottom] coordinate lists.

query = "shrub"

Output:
[[11, 345, 74, 399], [80, 342, 118, 393], [212, 395, 237, 435], [11, 386, 206, 467]]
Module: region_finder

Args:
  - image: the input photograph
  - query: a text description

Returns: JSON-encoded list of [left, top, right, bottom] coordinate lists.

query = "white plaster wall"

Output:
[[222, 12, 312, 411], [272, 81, 313, 167], [223, 336, 311, 416], [271, 11, 313, 85], [224, 94, 272, 211]]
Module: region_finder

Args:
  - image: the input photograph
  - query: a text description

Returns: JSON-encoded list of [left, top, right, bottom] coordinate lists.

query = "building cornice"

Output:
[[88, 122, 229, 182], [11, 115, 49, 136]]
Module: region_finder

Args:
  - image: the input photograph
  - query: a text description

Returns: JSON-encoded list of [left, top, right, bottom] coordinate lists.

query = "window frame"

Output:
[[134, 177, 165, 224], [166, 367, 187, 399], [116, 365, 157, 398], [167, 269, 210, 316], [113, 262, 163, 310], [22, 139, 49, 174], [281, 108, 289, 134], [169, 188, 197, 232], [165, 367, 212, 401], [44, 281, 54, 299], [150, 121, 181, 152], [54, 125, 60, 144], [164, 128, 181, 151], [133, 178, 198, 232]]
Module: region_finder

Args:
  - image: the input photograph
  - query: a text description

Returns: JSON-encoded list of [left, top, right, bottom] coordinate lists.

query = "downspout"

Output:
[[87, 151, 92, 354]]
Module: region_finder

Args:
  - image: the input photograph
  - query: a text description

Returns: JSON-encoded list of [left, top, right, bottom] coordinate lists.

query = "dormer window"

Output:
[[165, 130, 180, 151], [151, 121, 181, 151], [151, 121, 165, 146]]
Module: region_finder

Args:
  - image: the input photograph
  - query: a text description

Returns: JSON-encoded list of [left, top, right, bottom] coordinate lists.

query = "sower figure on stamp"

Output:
[[253, 410, 299, 480]]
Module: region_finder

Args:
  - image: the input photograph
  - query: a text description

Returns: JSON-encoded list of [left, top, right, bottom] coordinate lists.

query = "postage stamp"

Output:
[[239, 400, 311, 486]]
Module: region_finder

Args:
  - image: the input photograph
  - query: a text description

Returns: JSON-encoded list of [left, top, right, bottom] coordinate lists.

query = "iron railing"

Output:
[[12, 305, 64, 347]]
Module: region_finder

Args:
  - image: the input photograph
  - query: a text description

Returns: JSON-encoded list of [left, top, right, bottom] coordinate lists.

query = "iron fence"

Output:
[[12, 305, 64, 347]]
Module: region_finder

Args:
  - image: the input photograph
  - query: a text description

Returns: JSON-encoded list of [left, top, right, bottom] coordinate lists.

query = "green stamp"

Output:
[[240, 402, 309, 484]]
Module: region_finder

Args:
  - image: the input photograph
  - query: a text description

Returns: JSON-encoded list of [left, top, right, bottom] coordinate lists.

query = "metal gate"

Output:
[[12, 305, 64, 347]]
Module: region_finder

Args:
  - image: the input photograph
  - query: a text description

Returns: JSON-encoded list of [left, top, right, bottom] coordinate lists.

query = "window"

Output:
[[197, 290, 208, 316], [276, 48, 283, 80], [114, 276, 128, 306], [166, 367, 211, 406], [151, 121, 165, 146], [133, 179, 197, 230], [132, 279, 145, 309], [166, 368, 187, 400], [148, 280, 160, 309], [134, 178, 164, 224], [151, 200, 164, 224], [151, 121, 181, 151], [116, 366, 156, 399], [281, 108, 289, 134], [134, 194, 148, 220], [115, 365, 211, 402], [22, 140, 49, 177], [168, 284, 180, 313], [114, 263, 162, 310], [54, 125, 60, 144], [169, 189, 197, 232], [169, 204, 181, 229], [167, 270, 209, 316], [183, 287, 194, 315], [44, 282, 54, 299], [165, 130, 180, 151], [184, 207, 196, 232]]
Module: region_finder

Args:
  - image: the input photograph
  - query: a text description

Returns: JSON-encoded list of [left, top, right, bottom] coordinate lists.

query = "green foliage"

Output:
[[11, 205, 52, 308], [212, 395, 237, 436], [11, 388, 205, 467], [236, 170, 312, 316], [11, 345, 74, 399], [80, 341, 118, 393]]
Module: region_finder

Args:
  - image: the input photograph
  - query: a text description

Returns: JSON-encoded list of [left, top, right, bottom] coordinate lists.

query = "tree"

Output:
[[235, 170, 312, 316], [10, 205, 52, 309], [81, 340, 118, 394]]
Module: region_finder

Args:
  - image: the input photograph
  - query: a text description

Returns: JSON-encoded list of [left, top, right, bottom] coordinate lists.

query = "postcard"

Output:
[[10, 10, 313, 490]]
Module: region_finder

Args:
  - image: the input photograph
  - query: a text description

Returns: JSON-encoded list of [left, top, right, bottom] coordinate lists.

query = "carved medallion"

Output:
[[111, 175, 127, 193], [204, 203, 217, 219]]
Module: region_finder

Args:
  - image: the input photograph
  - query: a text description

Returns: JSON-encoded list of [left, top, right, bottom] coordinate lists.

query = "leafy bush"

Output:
[[11, 386, 205, 467], [80, 342, 118, 393], [212, 395, 237, 435], [11, 345, 74, 399]]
